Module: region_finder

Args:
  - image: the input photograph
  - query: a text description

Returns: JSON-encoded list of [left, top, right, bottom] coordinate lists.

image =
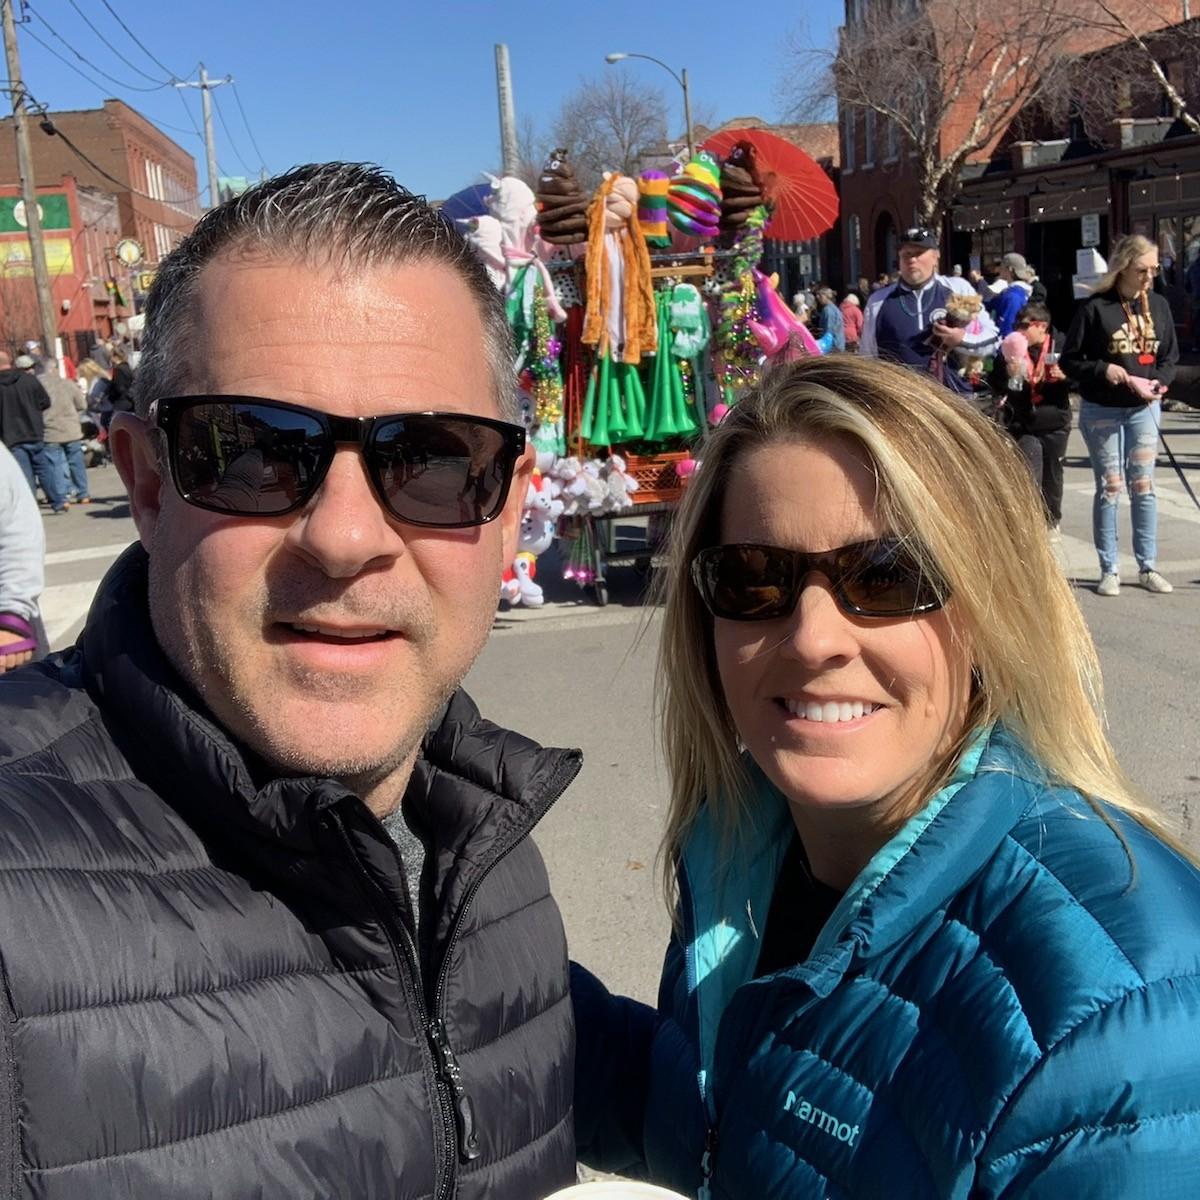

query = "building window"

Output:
[[849, 214, 861, 285], [863, 109, 876, 168], [846, 0, 865, 24], [843, 108, 856, 171], [885, 113, 899, 159]]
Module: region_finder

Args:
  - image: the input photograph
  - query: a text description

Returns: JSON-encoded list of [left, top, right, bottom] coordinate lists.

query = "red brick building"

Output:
[[0, 100, 199, 271], [0, 99, 200, 354]]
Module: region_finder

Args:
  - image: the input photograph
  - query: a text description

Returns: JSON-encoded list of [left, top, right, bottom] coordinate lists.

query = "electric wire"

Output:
[[231, 81, 268, 174], [64, 0, 172, 85], [30, 104, 206, 216], [19, 19, 200, 144], [24, 6, 171, 92], [211, 86, 253, 176], [98, 0, 182, 82]]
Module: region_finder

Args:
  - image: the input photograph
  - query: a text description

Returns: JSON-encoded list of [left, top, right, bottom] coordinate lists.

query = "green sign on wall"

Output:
[[0, 194, 71, 233]]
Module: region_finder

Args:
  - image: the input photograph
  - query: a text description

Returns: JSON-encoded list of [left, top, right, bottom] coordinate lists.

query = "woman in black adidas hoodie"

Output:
[[1062, 234, 1179, 597]]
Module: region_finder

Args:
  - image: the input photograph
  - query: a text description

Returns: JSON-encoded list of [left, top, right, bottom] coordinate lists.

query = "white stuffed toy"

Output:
[[500, 473, 565, 607], [456, 215, 506, 291], [602, 454, 640, 513]]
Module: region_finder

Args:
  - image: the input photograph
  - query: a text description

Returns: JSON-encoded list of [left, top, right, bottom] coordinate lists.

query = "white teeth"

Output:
[[290, 623, 388, 639], [784, 699, 876, 723]]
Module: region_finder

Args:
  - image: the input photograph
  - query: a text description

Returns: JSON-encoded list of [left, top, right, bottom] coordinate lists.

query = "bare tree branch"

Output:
[[788, 0, 1090, 224], [551, 74, 669, 193]]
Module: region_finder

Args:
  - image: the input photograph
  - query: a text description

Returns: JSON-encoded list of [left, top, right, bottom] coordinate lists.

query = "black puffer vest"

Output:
[[0, 547, 581, 1199]]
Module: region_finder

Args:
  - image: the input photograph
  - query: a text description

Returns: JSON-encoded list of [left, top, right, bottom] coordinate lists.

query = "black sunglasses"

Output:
[[690, 539, 947, 622], [151, 396, 525, 529]]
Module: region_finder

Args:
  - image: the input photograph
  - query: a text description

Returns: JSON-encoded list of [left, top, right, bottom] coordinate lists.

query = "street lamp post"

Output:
[[605, 51, 694, 159]]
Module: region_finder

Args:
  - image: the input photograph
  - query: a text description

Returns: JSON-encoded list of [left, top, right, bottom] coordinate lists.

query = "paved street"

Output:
[[37, 410, 1200, 1006]]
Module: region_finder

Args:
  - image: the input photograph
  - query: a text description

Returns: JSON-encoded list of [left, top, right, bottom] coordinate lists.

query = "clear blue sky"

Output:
[[15, 0, 840, 201]]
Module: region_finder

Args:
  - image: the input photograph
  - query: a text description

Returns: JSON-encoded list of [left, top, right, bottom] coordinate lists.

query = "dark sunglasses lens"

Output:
[[695, 545, 796, 620], [173, 402, 325, 514], [371, 416, 511, 526], [839, 541, 938, 614]]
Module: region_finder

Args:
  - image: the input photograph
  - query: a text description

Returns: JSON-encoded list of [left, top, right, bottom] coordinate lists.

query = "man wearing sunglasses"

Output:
[[859, 227, 999, 395], [0, 164, 582, 1199]]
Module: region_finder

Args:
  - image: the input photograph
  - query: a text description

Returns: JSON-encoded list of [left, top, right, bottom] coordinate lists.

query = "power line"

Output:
[[24, 6, 170, 92], [211, 85, 252, 176], [19, 21, 199, 144], [231, 81, 267, 174], [98, 0, 181, 82], [31, 105, 206, 216], [64, 0, 171, 85]]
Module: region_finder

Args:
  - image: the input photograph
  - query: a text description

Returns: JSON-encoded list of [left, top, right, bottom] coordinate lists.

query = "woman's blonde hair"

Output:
[[1093, 233, 1156, 294], [657, 355, 1186, 893]]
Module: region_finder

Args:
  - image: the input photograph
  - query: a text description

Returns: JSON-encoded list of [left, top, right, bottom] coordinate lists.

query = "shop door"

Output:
[[1027, 216, 1104, 333]]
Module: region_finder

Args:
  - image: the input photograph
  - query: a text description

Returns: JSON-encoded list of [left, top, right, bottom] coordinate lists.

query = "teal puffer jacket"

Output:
[[573, 726, 1200, 1197]]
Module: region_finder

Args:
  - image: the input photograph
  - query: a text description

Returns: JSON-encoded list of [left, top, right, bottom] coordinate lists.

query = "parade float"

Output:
[[447, 130, 839, 606]]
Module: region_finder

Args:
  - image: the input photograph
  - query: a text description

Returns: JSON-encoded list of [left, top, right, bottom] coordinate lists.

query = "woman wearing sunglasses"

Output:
[[572, 355, 1200, 1198]]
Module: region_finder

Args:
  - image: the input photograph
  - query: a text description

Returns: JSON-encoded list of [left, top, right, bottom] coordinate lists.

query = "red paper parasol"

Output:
[[701, 127, 839, 242]]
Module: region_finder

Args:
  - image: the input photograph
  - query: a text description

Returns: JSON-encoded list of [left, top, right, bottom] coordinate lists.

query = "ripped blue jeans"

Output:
[[1078, 399, 1160, 575]]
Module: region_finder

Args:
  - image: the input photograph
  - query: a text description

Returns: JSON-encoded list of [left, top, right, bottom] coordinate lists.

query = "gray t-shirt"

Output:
[[381, 803, 427, 934]]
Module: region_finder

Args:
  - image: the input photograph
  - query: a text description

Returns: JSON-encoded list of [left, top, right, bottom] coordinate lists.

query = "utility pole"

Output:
[[494, 44, 519, 177], [2, 0, 58, 359], [174, 64, 232, 209]]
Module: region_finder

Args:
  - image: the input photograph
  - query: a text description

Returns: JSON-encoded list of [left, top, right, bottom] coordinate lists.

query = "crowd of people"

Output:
[[0, 337, 137, 674], [0, 164, 1195, 1199], [792, 227, 1184, 596]]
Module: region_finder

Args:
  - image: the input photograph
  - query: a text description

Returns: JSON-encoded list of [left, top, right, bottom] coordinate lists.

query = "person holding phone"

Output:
[[572, 355, 1200, 1199], [1061, 234, 1178, 596]]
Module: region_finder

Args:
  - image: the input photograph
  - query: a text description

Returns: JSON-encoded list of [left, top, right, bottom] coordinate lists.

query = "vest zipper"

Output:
[[698, 1125, 719, 1200], [332, 752, 580, 1196], [328, 812, 460, 1200]]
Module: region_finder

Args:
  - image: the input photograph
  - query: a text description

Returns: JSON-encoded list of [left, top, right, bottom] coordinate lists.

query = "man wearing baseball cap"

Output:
[[860, 227, 998, 395]]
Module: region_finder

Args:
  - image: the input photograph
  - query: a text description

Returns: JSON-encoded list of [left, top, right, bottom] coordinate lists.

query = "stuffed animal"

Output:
[[535, 149, 589, 246], [939, 291, 987, 385], [500, 473, 565, 607], [602, 453, 640, 512], [456, 215, 505, 290]]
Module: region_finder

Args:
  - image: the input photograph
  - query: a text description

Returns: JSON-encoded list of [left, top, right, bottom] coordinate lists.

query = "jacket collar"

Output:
[[79, 545, 581, 857], [679, 724, 1040, 1084]]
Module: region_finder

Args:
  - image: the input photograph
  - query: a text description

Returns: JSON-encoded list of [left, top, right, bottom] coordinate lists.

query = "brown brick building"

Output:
[[0, 99, 200, 268], [835, 0, 1195, 323]]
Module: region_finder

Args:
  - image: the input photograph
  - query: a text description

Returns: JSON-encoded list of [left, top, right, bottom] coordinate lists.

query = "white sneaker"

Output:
[[1138, 569, 1173, 594], [1096, 573, 1120, 597]]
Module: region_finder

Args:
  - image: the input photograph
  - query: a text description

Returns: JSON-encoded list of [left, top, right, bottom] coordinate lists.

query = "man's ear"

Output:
[[499, 446, 534, 566], [110, 412, 165, 551]]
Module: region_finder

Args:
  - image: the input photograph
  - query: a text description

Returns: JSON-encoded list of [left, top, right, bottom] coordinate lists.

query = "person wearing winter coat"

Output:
[[0, 164, 582, 1200], [572, 354, 1200, 1199], [1061, 233, 1179, 597], [0, 350, 68, 512], [984, 252, 1036, 336], [0, 440, 46, 671], [859, 228, 999, 395], [34, 359, 91, 504], [839, 292, 863, 349]]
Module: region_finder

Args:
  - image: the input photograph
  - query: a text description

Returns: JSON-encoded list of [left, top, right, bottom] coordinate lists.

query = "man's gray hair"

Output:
[[133, 162, 515, 421]]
